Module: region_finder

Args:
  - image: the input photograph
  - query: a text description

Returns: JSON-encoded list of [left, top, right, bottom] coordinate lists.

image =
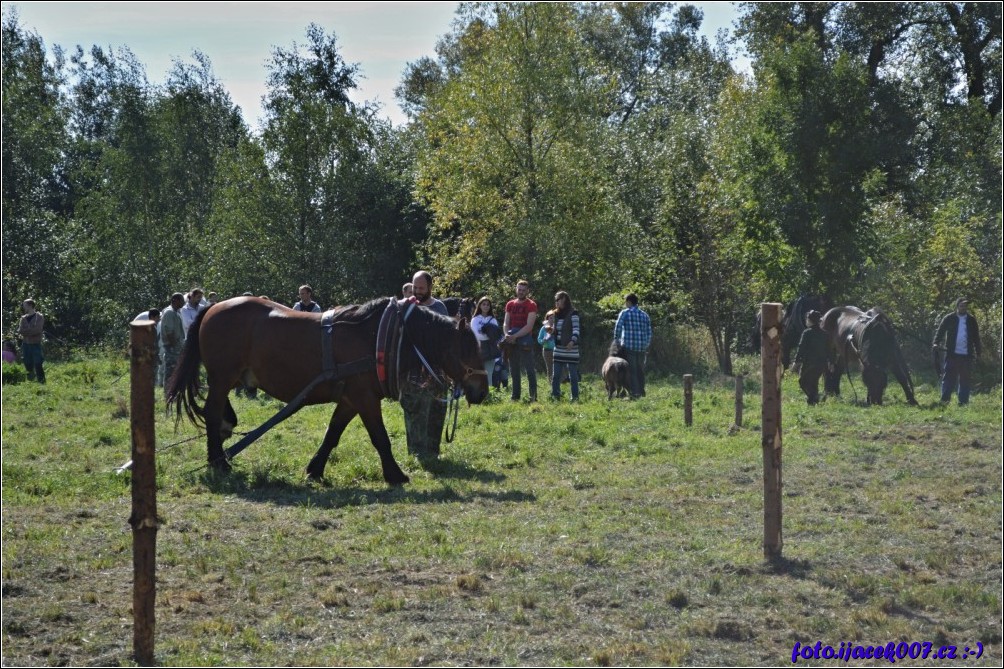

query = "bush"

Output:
[[2, 362, 27, 385]]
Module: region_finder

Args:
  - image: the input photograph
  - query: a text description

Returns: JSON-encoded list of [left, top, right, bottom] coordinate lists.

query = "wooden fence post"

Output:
[[761, 303, 783, 560], [734, 375, 744, 428], [129, 318, 158, 665], [683, 374, 693, 427]]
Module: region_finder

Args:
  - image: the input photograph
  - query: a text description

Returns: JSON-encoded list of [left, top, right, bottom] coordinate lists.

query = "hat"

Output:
[[956, 297, 969, 308], [806, 310, 821, 324]]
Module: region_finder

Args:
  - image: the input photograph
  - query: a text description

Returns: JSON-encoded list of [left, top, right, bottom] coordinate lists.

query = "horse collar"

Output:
[[376, 299, 404, 399]]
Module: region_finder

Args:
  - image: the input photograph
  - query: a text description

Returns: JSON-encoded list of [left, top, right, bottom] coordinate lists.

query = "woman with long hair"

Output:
[[471, 296, 501, 384], [550, 291, 580, 401]]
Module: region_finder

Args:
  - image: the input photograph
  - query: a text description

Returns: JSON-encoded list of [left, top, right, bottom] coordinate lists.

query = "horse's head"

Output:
[[458, 297, 476, 321], [402, 305, 489, 404], [445, 316, 489, 404]]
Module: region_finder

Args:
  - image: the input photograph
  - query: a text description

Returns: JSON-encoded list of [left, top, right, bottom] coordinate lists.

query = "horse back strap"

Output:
[[321, 309, 337, 373]]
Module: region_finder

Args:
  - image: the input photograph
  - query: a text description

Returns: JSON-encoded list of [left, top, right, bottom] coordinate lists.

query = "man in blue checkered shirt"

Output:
[[614, 293, 652, 398]]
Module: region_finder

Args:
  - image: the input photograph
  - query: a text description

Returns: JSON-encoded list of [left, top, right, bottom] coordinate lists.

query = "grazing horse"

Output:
[[167, 297, 488, 484], [602, 341, 630, 400], [821, 306, 918, 406], [780, 295, 833, 367], [752, 295, 833, 365]]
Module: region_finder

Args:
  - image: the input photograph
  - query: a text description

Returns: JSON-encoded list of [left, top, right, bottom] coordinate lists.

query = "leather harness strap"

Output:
[[321, 309, 337, 373]]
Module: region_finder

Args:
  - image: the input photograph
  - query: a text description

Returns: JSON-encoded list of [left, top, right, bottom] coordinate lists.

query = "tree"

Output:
[[60, 47, 246, 339], [580, 2, 734, 313], [260, 24, 391, 304], [735, 2, 1001, 369], [1, 10, 70, 337], [411, 2, 630, 303]]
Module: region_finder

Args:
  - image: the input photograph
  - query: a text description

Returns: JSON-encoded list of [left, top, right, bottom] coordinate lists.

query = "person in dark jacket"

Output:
[[933, 298, 981, 405], [791, 310, 828, 405], [17, 298, 46, 383]]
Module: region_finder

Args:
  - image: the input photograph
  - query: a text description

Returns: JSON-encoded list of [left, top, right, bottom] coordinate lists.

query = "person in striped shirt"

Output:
[[550, 292, 581, 401], [614, 293, 652, 399]]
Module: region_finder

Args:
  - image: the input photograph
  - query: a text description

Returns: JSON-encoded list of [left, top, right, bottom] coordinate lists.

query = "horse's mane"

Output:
[[402, 302, 479, 368], [403, 301, 461, 336], [330, 297, 393, 325]]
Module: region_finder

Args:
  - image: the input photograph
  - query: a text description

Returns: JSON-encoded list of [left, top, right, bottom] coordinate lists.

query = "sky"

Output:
[[5, 1, 742, 130]]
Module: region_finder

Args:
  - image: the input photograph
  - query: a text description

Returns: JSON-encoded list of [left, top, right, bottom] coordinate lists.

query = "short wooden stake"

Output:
[[761, 303, 783, 560], [129, 318, 158, 665], [683, 374, 693, 427], [734, 374, 744, 428]]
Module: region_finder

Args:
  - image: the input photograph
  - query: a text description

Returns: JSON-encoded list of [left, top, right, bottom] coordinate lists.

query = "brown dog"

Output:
[[602, 341, 630, 400]]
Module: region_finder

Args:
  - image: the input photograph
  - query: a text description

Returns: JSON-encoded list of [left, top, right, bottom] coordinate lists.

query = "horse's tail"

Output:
[[166, 307, 210, 429]]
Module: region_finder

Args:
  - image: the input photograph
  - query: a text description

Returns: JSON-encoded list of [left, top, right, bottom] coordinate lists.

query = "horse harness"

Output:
[[224, 298, 481, 462], [844, 309, 887, 358]]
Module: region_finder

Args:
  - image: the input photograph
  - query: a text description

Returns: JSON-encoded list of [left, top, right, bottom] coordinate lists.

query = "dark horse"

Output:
[[167, 297, 488, 484], [443, 297, 476, 321], [751, 295, 833, 365], [821, 306, 917, 406]]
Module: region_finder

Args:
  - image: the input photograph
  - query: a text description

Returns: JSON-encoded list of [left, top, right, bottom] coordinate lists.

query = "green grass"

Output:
[[2, 356, 1001, 665]]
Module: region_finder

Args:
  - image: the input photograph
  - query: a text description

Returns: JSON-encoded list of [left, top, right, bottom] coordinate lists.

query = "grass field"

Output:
[[2, 355, 1001, 666]]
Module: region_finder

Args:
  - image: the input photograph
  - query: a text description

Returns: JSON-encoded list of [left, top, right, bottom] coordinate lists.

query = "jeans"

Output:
[[624, 350, 646, 397], [551, 361, 579, 400], [941, 354, 972, 404], [509, 345, 537, 400], [22, 342, 44, 383]]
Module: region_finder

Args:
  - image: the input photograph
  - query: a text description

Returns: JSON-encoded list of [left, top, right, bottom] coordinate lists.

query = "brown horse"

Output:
[[167, 297, 488, 484], [821, 306, 917, 406]]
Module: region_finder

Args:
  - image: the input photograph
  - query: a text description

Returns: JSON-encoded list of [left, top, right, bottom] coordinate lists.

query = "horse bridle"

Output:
[[443, 365, 488, 443], [459, 365, 488, 383]]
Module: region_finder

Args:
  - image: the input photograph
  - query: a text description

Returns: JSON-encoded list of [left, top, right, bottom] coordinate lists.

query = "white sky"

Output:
[[5, 1, 741, 130]]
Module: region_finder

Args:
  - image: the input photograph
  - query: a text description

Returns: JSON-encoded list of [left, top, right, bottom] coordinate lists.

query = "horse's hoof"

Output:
[[305, 467, 324, 482], [386, 471, 410, 486]]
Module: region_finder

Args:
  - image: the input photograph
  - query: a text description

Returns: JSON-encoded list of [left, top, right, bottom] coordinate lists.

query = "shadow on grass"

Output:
[[195, 463, 532, 510], [413, 456, 507, 483], [762, 555, 813, 578]]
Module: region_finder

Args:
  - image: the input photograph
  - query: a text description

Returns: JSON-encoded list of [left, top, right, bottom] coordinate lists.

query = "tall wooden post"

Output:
[[760, 303, 783, 560], [129, 318, 158, 665], [734, 375, 744, 428], [683, 374, 694, 427]]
